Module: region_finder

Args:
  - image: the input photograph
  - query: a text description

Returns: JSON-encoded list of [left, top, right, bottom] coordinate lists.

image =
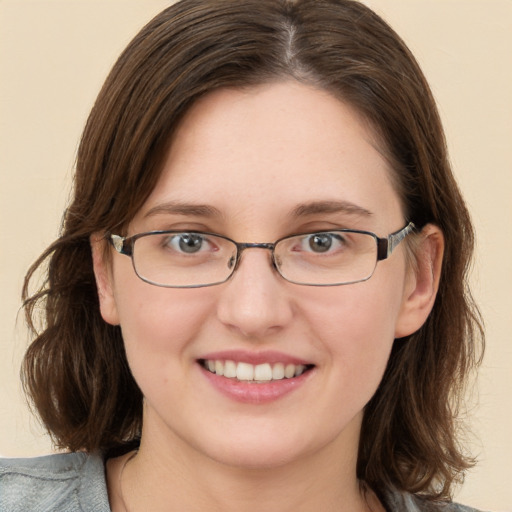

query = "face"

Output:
[[96, 81, 426, 470]]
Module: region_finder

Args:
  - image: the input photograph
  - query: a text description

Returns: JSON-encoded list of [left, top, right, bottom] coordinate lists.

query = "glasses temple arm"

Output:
[[109, 234, 133, 256], [377, 222, 416, 260]]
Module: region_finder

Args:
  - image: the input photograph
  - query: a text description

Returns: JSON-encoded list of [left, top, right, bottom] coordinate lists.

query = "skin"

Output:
[[93, 81, 443, 512]]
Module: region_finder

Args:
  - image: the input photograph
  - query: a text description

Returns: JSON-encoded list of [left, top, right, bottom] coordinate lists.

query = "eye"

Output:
[[165, 233, 212, 254], [301, 233, 345, 253]]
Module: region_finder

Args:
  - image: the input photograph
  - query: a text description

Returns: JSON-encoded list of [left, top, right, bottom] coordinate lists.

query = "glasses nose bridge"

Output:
[[238, 241, 275, 251], [232, 241, 277, 272]]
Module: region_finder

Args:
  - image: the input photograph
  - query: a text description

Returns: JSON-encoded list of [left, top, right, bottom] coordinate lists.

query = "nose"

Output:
[[216, 247, 294, 339]]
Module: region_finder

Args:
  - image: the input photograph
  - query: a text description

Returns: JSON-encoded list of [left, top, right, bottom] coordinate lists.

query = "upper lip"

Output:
[[198, 349, 312, 366]]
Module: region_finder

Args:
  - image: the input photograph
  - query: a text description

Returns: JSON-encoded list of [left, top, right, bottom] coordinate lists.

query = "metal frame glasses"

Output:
[[109, 222, 415, 288]]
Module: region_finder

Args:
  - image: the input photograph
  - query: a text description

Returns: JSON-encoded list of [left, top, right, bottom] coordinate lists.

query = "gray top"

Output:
[[0, 452, 485, 512]]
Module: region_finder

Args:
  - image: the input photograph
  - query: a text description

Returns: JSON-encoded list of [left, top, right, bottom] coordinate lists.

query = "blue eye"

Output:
[[166, 233, 208, 254], [302, 233, 345, 253]]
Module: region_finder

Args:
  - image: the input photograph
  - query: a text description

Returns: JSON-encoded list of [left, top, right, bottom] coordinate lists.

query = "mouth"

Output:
[[199, 359, 315, 383]]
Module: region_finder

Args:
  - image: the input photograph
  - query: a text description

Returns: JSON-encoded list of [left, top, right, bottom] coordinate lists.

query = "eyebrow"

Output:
[[291, 200, 373, 218], [144, 201, 223, 219], [143, 199, 372, 221]]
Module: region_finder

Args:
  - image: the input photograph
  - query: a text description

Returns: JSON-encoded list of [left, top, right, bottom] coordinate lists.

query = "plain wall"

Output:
[[1, 1, 510, 510]]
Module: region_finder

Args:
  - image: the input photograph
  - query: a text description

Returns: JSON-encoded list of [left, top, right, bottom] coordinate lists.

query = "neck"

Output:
[[108, 420, 383, 512]]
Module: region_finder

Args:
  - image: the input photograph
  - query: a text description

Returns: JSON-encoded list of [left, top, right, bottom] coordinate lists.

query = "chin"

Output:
[[207, 442, 309, 470], [191, 421, 341, 472]]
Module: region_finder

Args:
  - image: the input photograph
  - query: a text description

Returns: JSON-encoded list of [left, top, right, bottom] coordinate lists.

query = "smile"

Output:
[[200, 359, 313, 382]]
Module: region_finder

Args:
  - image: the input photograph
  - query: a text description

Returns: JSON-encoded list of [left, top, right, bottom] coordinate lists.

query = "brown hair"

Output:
[[22, 0, 483, 501]]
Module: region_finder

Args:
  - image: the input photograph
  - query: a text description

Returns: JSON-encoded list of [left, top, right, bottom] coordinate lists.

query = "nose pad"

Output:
[[273, 253, 282, 271], [228, 244, 277, 275]]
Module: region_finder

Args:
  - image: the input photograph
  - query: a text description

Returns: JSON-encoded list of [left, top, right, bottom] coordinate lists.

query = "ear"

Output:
[[90, 233, 120, 326], [394, 224, 444, 338]]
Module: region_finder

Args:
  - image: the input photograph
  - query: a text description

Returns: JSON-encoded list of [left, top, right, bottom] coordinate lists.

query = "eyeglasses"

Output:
[[109, 222, 415, 288]]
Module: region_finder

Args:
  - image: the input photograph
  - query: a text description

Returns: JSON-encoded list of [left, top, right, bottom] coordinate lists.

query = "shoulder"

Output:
[[0, 452, 110, 512], [385, 488, 489, 512]]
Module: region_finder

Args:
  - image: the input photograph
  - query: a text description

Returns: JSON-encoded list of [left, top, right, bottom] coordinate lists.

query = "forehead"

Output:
[[135, 81, 403, 233]]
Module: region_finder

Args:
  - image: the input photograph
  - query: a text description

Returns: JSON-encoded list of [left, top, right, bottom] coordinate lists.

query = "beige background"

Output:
[[0, 1, 510, 510]]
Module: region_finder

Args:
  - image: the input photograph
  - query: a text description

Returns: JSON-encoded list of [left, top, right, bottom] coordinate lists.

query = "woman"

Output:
[[0, 0, 484, 511]]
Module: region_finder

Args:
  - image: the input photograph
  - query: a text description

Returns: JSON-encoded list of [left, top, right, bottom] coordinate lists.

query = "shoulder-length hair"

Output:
[[22, 0, 483, 500]]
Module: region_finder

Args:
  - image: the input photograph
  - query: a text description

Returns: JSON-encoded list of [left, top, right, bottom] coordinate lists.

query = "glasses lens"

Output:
[[275, 231, 378, 285], [132, 232, 237, 287]]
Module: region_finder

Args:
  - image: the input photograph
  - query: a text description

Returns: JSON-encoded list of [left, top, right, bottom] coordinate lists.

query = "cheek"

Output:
[[111, 274, 215, 387], [307, 277, 402, 342], [302, 275, 405, 386]]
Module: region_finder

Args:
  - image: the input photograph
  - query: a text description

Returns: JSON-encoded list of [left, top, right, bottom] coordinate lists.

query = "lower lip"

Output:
[[199, 365, 313, 404]]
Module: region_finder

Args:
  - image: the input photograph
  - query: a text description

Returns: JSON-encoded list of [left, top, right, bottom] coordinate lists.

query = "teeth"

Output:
[[236, 362, 254, 381], [284, 363, 295, 379], [254, 363, 272, 381], [203, 360, 310, 381], [272, 362, 285, 380], [224, 360, 237, 378], [215, 360, 224, 376], [294, 365, 306, 377]]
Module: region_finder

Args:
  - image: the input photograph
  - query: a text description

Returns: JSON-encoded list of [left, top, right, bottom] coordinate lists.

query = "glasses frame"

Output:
[[108, 222, 415, 288]]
